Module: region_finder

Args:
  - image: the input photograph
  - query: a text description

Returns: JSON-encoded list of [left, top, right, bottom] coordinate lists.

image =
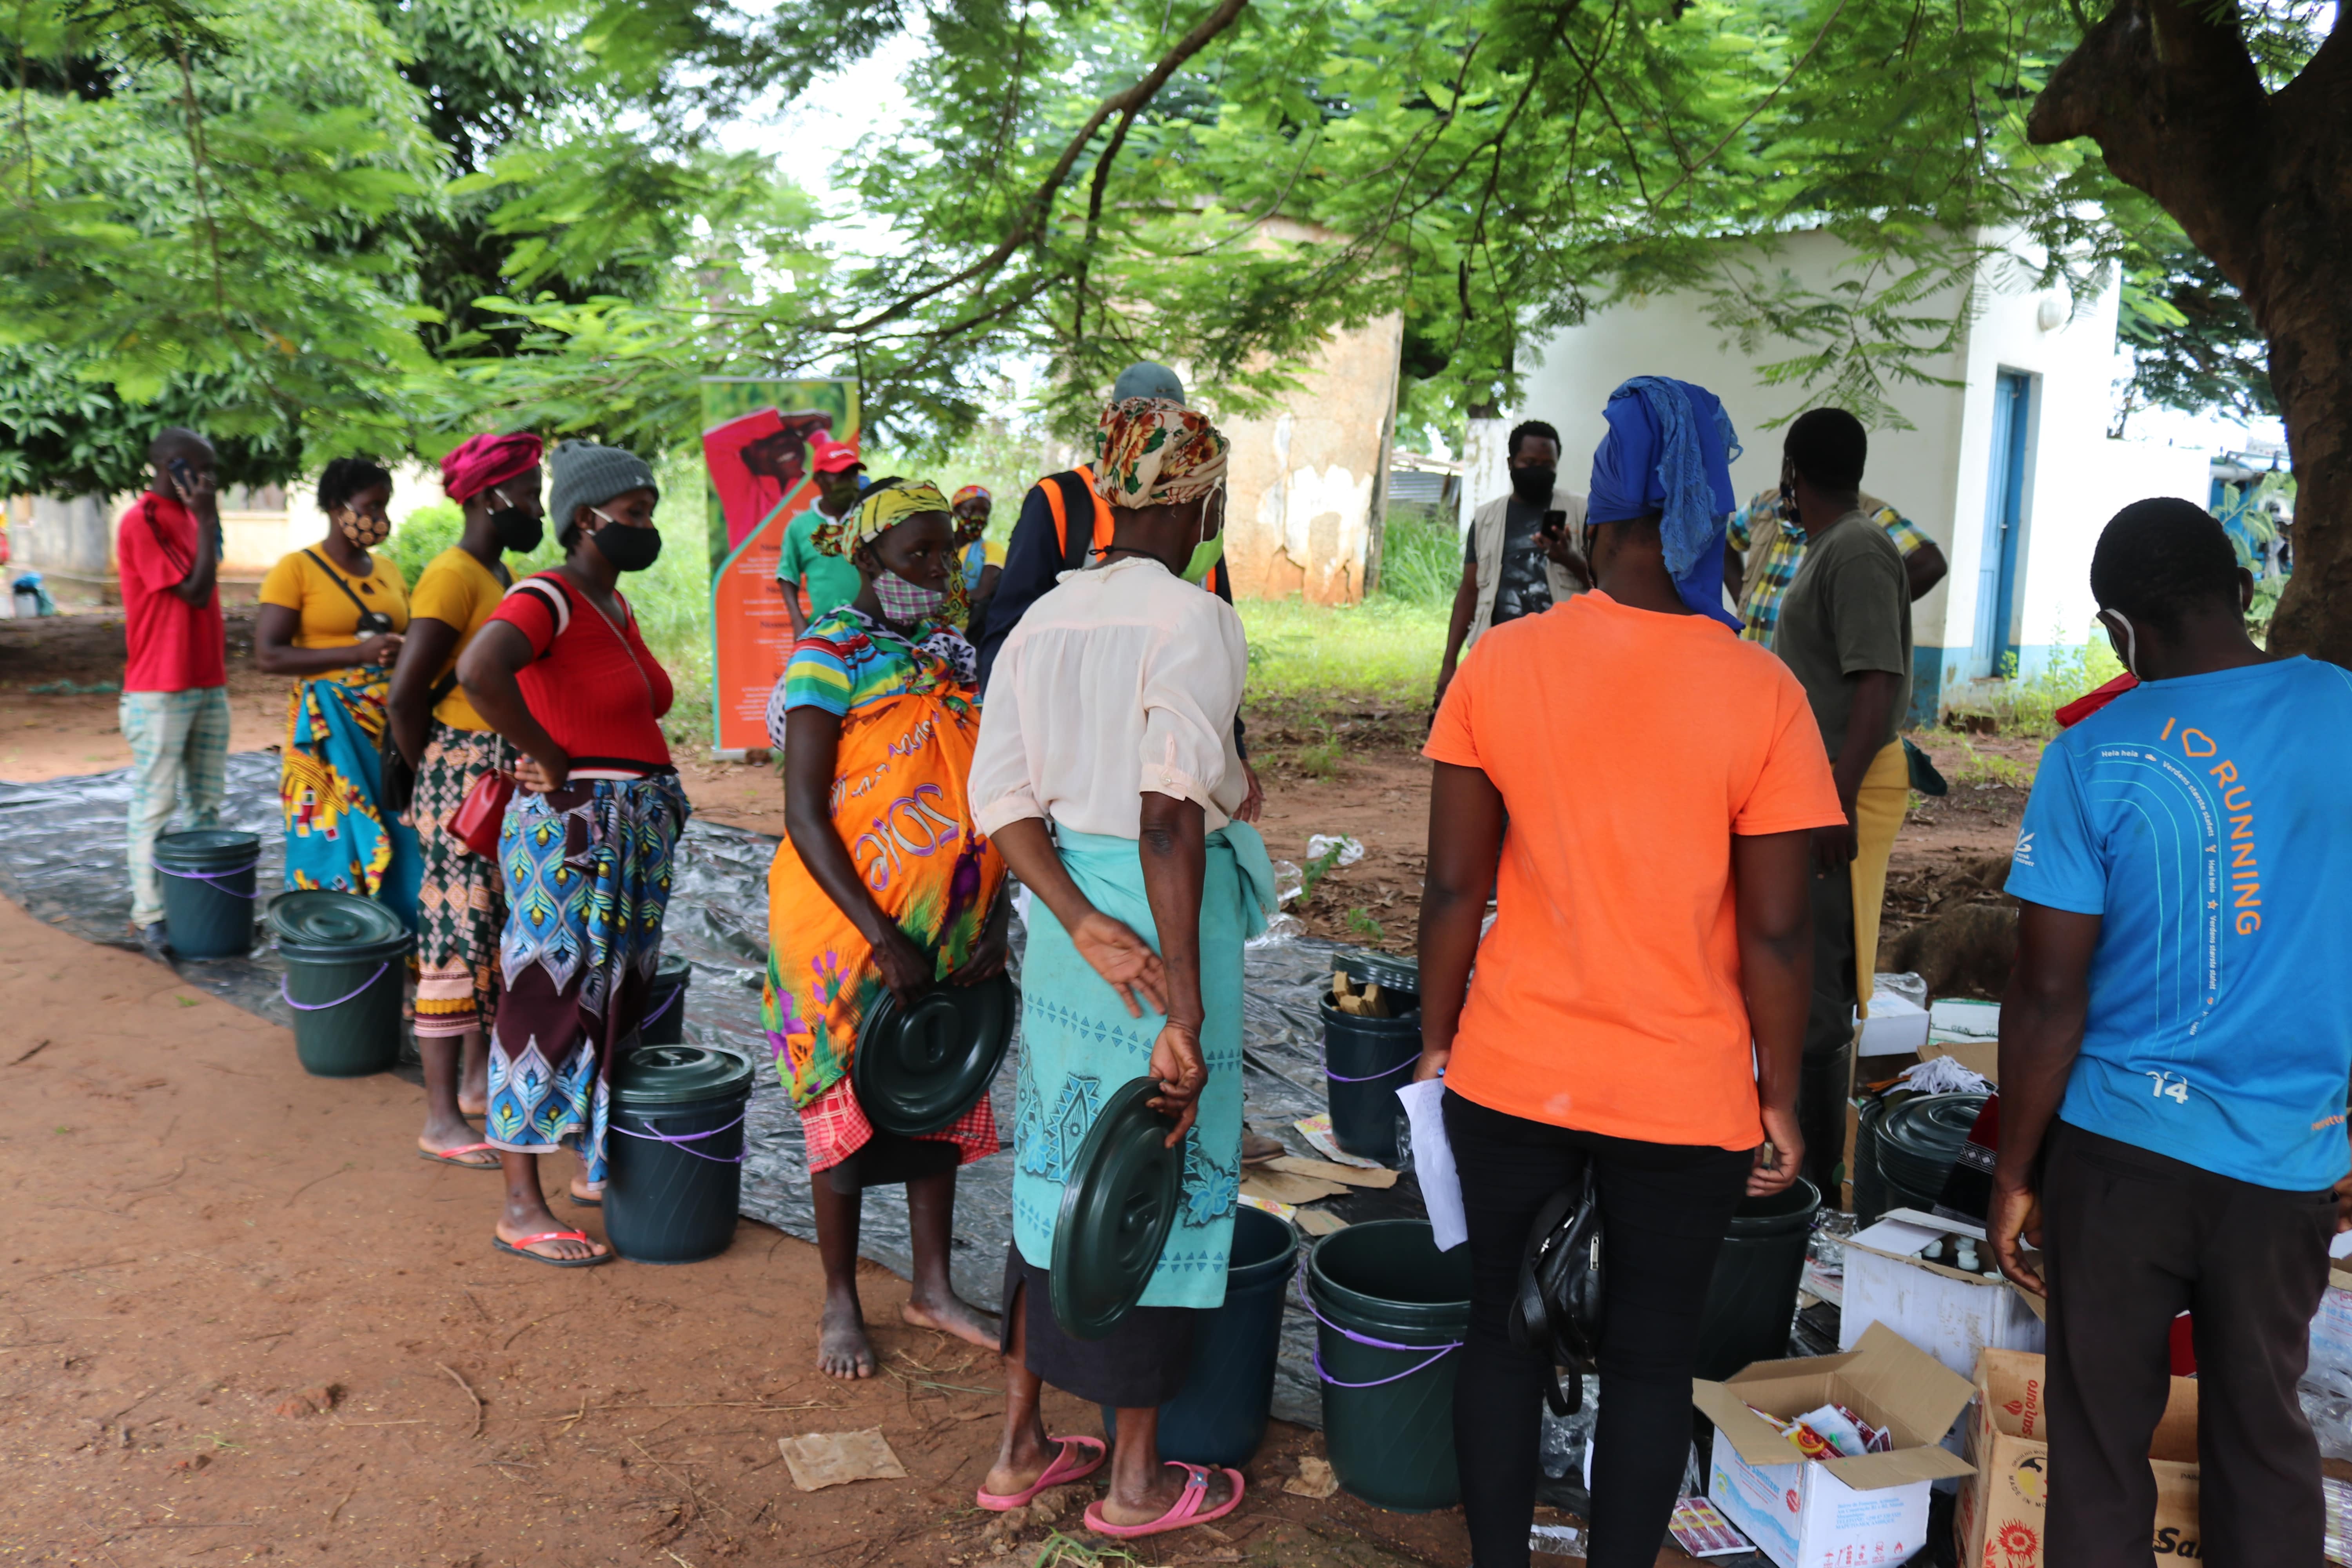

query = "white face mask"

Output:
[[2100, 608, 2138, 677]]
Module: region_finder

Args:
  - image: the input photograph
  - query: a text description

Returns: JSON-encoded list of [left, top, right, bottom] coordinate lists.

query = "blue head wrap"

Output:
[[1585, 376, 1743, 628]]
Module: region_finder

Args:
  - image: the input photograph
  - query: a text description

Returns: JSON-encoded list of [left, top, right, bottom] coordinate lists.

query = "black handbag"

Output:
[[1510, 1171, 1606, 1415]]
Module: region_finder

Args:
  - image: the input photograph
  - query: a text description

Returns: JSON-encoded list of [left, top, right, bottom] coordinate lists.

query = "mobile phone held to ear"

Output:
[[168, 456, 196, 494]]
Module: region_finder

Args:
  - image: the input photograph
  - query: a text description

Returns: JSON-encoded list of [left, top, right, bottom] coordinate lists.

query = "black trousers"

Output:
[[2043, 1121, 2335, 1568], [1445, 1089, 1752, 1568], [1799, 861, 1855, 1199]]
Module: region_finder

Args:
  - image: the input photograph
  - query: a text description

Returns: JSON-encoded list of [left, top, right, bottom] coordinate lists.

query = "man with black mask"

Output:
[[1435, 420, 1588, 710]]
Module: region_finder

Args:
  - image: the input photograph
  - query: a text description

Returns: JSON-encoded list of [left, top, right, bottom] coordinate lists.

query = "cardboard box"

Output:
[[1694, 1323, 1978, 1568], [1840, 1210, 2045, 1380], [1857, 991, 1932, 1058], [1955, 1347, 2199, 1567]]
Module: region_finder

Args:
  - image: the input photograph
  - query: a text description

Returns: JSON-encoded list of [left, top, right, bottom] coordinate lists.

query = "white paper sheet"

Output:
[[1396, 1077, 1467, 1251]]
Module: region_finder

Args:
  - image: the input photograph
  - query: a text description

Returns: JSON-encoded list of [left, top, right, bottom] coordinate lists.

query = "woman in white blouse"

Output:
[[965, 399, 1275, 1542]]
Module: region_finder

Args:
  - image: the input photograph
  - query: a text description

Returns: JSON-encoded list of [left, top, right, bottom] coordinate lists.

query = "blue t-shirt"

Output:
[[2006, 657, 2352, 1191]]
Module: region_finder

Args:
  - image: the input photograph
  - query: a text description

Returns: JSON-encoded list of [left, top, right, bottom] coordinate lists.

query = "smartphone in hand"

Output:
[[1541, 508, 1568, 539]]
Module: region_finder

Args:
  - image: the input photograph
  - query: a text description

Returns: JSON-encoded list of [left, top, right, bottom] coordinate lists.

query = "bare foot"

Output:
[[819, 1293, 878, 1379], [1097, 1462, 1235, 1528], [494, 1219, 607, 1262], [902, 1288, 999, 1352]]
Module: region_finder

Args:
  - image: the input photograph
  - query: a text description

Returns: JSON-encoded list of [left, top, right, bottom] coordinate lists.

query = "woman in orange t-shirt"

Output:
[[1416, 378, 1843, 1568]]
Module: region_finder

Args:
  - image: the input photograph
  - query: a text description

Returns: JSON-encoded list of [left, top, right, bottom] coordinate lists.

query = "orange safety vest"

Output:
[[1040, 464, 1227, 597]]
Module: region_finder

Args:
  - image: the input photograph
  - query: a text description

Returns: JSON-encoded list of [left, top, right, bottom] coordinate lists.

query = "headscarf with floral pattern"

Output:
[[1091, 397, 1228, 509]]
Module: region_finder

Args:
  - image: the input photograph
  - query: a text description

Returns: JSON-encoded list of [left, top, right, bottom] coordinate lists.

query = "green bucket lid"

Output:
[[613, 1044, 754, 1109], [268, 890, 410, 960], [1051, 1076, 1184, 1341], [654, 951, 693, 985], [153, 828, 260, 868], [851, 972, 1014, 1138]]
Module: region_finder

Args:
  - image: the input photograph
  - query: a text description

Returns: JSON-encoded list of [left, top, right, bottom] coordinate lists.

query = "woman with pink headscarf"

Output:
[[388, 432, 545, 1169]]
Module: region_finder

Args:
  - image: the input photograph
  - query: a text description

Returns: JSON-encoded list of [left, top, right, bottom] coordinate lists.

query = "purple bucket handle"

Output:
[[639, 979, 683, 1028], [279, 962, 389, 1011], [158, 860, 260, 898], [1323, 1053, 1415, 1084], [1296, 1265, 1463, 1388], [612, 1111, 746, 1163]]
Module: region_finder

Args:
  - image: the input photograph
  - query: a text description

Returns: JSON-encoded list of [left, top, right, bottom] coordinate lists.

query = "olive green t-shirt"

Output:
[[1772, 510, 1911, 763]]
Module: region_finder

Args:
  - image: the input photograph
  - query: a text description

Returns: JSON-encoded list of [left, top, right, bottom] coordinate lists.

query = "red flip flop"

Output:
[[492, 1230, 611, 1268], [418, 1142, 501, 1169], [975, 1436, 1107, 1511], [1083, 1462, 1245, 1538]]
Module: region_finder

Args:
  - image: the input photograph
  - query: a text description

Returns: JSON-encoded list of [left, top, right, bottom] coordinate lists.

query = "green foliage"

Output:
[[2111, 208, 2277, 431], [1235, 595, 1449, 707], [1344, 906, 1385, 943], [1948, 631, 2127, 737], [1376, 508, 1462, 607], [385, 500, 465, 585]]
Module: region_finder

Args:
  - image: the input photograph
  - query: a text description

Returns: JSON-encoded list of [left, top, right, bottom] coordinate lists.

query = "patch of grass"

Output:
[[1942, 629, 2125, 740], [1344, 906, 1385, 943], [1294, 730, 1345, 779], [1949, 739, 2030, 789], [1236, 594, 1449, 709], [1375, 508, 1461, 607]]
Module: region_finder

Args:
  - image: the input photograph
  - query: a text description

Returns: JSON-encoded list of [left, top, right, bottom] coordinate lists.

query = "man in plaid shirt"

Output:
[[1728, 488, 1947, 642]]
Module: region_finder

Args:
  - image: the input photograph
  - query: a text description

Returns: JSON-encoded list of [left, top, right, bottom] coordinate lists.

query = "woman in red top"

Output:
[[459, 441, 690, 1267]]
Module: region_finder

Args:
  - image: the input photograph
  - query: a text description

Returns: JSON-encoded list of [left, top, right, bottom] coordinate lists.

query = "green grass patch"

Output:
[[1237, 594, 1449, 709]]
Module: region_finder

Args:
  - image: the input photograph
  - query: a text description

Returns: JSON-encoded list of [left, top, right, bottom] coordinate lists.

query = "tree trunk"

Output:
[[2029, 0, 2352, 665]]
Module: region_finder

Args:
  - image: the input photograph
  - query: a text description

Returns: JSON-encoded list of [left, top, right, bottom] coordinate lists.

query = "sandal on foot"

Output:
[[976, 1436, 1106, 1511], [417, 1142, 501, 1170], [1083, 1462, 1244, 1538], [492, 1230, 610, 1268], [567, 1185, 603, 1209]]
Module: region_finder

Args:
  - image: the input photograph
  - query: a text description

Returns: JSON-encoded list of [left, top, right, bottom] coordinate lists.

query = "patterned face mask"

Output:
[[873, 569, 947, 623]]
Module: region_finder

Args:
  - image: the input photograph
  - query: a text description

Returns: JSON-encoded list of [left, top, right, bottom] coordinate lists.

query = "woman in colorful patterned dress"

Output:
[[254, 457, 419, 923], [457, 440, 689, 1267], [762, 479, 1012, 1377], [388, 432, 543, 1169]]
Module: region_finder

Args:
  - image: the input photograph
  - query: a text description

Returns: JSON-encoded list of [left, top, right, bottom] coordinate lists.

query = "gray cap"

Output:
[[548, 439, 659, 537], [1110, 360, 1185, 405]]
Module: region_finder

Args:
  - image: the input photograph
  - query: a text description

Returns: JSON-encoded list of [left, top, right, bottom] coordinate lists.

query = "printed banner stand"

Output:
[[700, 376, 860, 759]]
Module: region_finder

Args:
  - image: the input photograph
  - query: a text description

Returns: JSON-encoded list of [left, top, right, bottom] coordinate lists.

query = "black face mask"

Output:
[[591, 520, 663, 573], [1510, 465, 1556, 504], [490, 504, 543, 555]]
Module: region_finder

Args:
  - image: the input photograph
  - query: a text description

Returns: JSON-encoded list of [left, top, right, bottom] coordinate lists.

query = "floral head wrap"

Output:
[[1092, 398, 1228, 509], [951, 484, 990, 509], [812, 479, 952, 559]]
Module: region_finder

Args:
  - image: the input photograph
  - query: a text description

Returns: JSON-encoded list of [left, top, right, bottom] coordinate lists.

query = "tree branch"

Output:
[[2025, 0, 2268, 294], [838, 0, 1251, 339]]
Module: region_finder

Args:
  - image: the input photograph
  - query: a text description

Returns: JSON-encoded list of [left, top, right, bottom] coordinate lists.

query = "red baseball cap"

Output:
[[808, 436, 864, 475]]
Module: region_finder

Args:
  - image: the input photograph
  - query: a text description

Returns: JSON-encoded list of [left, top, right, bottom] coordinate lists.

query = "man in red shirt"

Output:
[[117, 427, 229, 958]]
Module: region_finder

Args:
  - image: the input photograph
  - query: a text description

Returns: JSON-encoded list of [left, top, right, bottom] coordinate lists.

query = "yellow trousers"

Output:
[[1849, 740, 1909, 1020]]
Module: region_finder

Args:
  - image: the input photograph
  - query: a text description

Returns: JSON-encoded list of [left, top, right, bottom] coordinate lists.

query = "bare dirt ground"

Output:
[[2, 610, 1653, 1568]]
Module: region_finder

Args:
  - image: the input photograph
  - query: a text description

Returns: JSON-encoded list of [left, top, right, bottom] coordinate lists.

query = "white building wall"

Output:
[[1512, 229, 2180, 715]]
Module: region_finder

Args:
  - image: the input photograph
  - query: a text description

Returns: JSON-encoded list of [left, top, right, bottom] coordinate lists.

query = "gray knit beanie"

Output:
[[548, 439, 659, 542]]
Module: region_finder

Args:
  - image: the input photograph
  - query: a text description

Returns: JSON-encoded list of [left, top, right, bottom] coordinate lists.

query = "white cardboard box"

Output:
[[1839, 1210, 2046, 1381], [1694, 1323, 1978, 1568], [1856, 991, 1932, 1057]]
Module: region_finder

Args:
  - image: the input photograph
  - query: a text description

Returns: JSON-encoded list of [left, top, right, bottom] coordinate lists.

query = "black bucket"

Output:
[[636, 953, 692, 1046], [155, 828, 260, 958], [606, 1045, 755, 1265], [1306, 1218, 1472, 1512], [1100, 1205, 1299, 1466], [269, 891, 412, 1077], [1691, 1177, 1822, 1381], [1875, 1093, 1987, 1216], [1321, 979, 1421, 1165]]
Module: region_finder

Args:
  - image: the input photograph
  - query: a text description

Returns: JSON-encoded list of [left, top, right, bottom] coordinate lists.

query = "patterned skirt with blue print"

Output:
[[483, 775, 690, 1178]]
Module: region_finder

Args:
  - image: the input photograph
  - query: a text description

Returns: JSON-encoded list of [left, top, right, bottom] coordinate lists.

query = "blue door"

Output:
[[1972, 372, 2032, 677]]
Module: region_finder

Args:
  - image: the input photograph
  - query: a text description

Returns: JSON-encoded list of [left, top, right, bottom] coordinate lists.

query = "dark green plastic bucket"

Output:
[[1321, 988, 1420, 1165], [154, 828, 259, 958], [606, 1045, 754, 1265], [269, 891, 412, 1078], [1307, 1218, 1472, 1512], [1691, 1177, 1822, 1381], [636, 953, 693, 1046], [1099, 1205, 1299, 1466]]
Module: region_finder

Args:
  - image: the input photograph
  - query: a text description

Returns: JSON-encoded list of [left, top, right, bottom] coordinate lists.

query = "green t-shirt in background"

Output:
[[775, 508, 864, 622], [1771, 509, 1911, 763]]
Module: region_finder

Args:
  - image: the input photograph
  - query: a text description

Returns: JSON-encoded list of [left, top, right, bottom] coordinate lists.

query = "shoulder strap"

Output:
[[304, 548, 374, 619], [505, 574, 572, 637], [1052, 469, 1100, 572], [142, 497, 191, 576], [1041, 474, 1071, 560]]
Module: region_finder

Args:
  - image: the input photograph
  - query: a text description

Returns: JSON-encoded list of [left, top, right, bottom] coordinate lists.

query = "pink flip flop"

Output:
[[417, 1142, 501, 1169], [975, 1435, 1106, 1511], [1082, 1461, 1245, 1539]]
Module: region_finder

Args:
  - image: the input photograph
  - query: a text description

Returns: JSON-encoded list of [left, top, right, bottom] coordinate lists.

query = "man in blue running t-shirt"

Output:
[[1990, 497, 2352, 1568]]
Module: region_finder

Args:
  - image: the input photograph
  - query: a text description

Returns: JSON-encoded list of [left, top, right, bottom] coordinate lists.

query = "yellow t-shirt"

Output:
[[259, 548, 410, 649], [407, 546, 508, 731]]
